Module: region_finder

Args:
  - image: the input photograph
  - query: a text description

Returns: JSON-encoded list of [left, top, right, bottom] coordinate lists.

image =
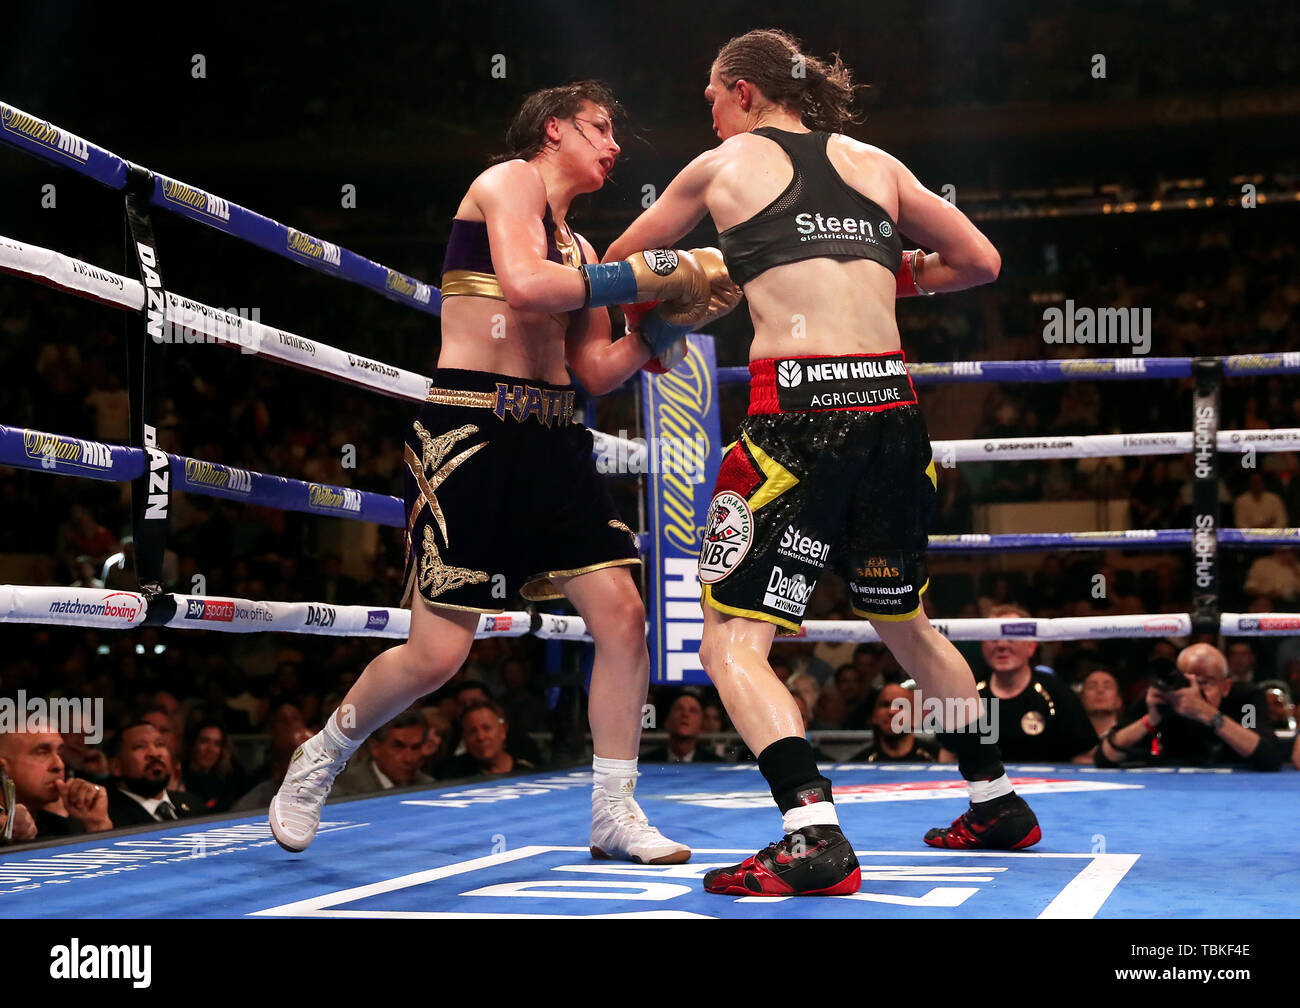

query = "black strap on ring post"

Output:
[[123, 163, 173, 610], [1190, 356, 1222, 636]]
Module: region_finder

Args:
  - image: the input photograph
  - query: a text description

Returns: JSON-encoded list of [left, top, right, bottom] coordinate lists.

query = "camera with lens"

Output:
[[1149, 657, 1189, 692]]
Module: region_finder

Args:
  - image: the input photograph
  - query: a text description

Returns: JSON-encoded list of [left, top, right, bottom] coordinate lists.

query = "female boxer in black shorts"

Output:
[[272, 81, 738, 864], [606, 30, 1041, 895]]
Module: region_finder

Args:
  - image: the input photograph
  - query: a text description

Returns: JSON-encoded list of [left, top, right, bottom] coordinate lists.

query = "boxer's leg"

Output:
[[270, 600, 479, 853], [697, 605, 860, 896], [336, 601, 481, 741], [558, 565, 690, 864], [872, 613, 1040, 849], [847, 401, 1039, 851]]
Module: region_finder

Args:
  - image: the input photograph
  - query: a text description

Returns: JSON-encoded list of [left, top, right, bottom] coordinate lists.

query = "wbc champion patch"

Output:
[[698, 491, 752, 584]]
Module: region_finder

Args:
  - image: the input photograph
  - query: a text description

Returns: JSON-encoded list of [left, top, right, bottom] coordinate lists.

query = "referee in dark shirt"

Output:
[[939, 605, 1097, 764]]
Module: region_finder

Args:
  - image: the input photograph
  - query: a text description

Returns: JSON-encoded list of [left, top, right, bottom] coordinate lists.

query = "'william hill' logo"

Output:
[[160, 178, 231, 223], [385, 269, 433, 305], [654, 348, 712, 555], [308, 484, 362, 512], [1, 104, 90, 163], [287, 229, 341, 267], [185, 459, 252, 494], [23, 430, 112, 470]]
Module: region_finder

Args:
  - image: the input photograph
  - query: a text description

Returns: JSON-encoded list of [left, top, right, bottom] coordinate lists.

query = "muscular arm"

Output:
[[603, 151, 715, 263], [889, 153, 1000, 293], [478, 162, 589, 314], [566, 236, 653, 396]]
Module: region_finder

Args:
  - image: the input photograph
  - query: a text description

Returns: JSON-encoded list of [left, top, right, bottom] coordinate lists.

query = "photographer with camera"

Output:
[[1096, 643, 1284, 771]]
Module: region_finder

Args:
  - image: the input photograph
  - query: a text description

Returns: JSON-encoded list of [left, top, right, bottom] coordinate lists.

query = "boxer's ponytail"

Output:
[[714, 29, 862, 134]]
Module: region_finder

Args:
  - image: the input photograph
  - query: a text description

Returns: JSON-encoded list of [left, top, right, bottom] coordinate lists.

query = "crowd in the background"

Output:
[[7, 212, 1297, 636], [3, 619, 1296, 846], [26, 2, 1299, 153], [4, 44, 1300, 847]]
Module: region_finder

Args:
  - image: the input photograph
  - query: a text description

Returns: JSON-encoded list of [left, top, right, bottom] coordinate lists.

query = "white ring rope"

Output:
[[7, 239, 1298, 652], [933, 430, 1300, 461], [0, 585, 529, 639], [0, 232, 644, 465], [7, 585, 1291, 643], [8, 235, 1298, 466]]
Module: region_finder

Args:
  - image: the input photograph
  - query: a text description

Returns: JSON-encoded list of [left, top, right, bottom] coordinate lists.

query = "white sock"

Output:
[[593, 755, 638, 799], [783, 802, 840, 832], [317, 708, 363, 761], [967, 774, 1013, 804]]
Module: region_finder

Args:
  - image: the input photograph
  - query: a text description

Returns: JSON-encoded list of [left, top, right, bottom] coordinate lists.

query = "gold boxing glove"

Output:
[[584, 248, 711, 310], [625, 249, 710, 307], [657, 247, 742, 327]]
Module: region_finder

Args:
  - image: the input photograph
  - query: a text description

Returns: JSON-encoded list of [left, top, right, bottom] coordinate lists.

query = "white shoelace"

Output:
[[293, 748, 343, 796]]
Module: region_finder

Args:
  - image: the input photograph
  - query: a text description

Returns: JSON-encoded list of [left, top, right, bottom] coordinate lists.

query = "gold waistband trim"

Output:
[[425, 383, 577, 427], [426, 388, 498, 409], [441, 269, 505, 300]]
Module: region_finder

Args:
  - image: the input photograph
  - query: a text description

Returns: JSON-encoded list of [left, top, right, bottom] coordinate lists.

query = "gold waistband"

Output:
[[426, 388, 498, 409], [441, 269, 505, 300], [426, 383, 577, 428]]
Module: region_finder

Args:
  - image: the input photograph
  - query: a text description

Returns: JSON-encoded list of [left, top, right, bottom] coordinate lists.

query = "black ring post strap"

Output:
[[123, 163, 171, 598]]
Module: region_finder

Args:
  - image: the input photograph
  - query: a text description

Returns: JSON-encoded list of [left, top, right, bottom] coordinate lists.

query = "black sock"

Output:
[[937, 728, 1006, 785], [757, 736, 833, 814]]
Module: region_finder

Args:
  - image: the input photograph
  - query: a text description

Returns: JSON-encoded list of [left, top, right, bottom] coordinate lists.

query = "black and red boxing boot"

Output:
[[703, 824, 861, 896], [924, 791, 1041, 850]]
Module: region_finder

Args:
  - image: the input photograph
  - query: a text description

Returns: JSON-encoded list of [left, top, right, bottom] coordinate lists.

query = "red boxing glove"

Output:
[[621, 300, 660, 334], [622, 300, 690, 373], [896, 249, 934, 298], [643, 339, 690, 374]]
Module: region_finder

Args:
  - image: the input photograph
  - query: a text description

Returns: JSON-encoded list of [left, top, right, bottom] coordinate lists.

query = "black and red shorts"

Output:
[[401, 368, 640, 614], [699, 352, 936, 634]]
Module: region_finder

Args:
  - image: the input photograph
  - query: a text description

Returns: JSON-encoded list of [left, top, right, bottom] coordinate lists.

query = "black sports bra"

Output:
[[718, 128, 903, 286]]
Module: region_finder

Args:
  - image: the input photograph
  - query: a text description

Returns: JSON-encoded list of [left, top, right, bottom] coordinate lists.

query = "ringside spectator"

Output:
[[642, 694, 723, 764], [334, 709, 435, 794], [1096, 643, 1284, 771], [939, 605, 1097, 764], [184, 721, 246, 814], [848, 684, 938, 763], [106, 721, 202, 825], [438, 701, 534, 778], [0, 721, 113, 838], [1080, 668, 1124, 739]]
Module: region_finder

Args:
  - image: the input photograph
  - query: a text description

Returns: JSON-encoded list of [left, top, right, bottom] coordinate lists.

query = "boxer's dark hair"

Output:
[[497, 80, 624, 163], [714, 29, 861, 134]]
